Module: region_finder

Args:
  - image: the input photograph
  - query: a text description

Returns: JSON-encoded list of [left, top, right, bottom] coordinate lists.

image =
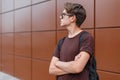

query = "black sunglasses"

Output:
[[60, 13, 74, 19]]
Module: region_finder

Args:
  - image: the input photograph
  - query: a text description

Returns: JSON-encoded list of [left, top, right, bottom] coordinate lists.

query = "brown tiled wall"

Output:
[[95, 0, 120, 79], [0, 0, 120, 80]]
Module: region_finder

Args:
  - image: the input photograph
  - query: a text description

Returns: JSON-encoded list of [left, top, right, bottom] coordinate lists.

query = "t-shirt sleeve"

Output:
[[53, 45, 60, 58], [79, 33, 94, 56], [53, 39, 61, 58]]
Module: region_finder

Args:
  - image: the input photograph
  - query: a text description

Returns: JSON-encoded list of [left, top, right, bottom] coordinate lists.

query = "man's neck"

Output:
[[67, 25, 82, 38]]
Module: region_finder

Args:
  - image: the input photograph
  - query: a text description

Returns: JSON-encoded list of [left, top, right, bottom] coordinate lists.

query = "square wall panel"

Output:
[[96, 0, 120, 27], [32, 0, 56, 31], [2, 12, 14, 33], [2, 54, 14, 75], [32, 31, 56, 60], [2, 33, 14, 55], [98, 70, 120, 80], [15, 0, 31, 9], [57, 0, 94, 29], [95, 28, 120, 73], [15, 32, 31, 57], [15, 7, 31, 32], [2, 0, 14, 12], [32, 59, 55, 80], [15, 56, 31, 80]]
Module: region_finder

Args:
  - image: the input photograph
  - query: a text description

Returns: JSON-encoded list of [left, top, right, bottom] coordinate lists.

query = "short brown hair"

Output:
[[64, 2, 86, 27]]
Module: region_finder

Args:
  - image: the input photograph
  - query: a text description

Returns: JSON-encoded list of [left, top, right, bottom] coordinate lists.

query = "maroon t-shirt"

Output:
[[53, 31, 94, 80]]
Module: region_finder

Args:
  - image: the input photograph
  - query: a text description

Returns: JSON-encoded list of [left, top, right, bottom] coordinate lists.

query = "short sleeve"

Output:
[[79, 33, 94, 56], [53, 44, 60, 58], [53, 39, 62, 58]]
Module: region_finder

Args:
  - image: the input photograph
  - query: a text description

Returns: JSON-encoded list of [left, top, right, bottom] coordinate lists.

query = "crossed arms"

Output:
[[49, 51, 90, 75]]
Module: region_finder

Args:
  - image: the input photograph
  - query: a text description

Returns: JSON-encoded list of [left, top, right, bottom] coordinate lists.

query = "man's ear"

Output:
[[70, 15, 76, 22]]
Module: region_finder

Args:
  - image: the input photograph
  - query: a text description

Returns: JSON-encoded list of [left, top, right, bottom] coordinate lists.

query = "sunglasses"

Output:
[[60, 13, 74, 19]]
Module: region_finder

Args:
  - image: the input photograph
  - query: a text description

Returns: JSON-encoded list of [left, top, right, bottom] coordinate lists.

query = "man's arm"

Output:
[[49, 56, 69, 75], [55, 51, 90, 73]]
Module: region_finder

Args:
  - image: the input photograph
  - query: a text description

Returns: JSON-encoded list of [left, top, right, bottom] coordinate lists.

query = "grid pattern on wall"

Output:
[[0, 0, 120, 80]]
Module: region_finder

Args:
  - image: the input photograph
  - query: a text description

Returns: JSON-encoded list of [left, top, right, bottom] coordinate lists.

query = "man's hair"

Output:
[[64, 2, 86, 27]]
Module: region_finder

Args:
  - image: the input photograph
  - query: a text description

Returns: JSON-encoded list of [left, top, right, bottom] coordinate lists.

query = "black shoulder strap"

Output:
[[58, 37, 66, 52], [79, 31, 88, 47]]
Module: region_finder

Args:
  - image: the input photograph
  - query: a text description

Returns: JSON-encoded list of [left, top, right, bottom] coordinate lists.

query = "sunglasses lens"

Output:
[[60, 13, 66, 19], [60, 13, 73, 19]]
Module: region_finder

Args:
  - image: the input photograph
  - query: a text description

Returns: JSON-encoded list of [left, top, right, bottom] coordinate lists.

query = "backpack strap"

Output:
[[58, 37, 66, 52], [79, 31, 88, 47]]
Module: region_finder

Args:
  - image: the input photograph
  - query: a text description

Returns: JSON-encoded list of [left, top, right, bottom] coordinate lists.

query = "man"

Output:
[[49, 2, 94, 80]]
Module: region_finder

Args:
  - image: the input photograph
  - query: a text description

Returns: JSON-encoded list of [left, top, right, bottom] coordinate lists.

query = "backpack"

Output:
[[58, 31, 99, 80]]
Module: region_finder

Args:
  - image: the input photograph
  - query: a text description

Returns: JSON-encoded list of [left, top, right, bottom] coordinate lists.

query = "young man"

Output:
[[49, 2, 94, 80]]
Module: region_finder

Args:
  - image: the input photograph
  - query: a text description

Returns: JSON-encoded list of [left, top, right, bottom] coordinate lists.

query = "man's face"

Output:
[[60, 9, 73, 27]]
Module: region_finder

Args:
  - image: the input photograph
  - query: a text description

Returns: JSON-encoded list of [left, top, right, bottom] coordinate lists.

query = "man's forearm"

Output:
[[55, 61, 78, 73], [49, 59, 69, 75], [50, 66, 69, 75]]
